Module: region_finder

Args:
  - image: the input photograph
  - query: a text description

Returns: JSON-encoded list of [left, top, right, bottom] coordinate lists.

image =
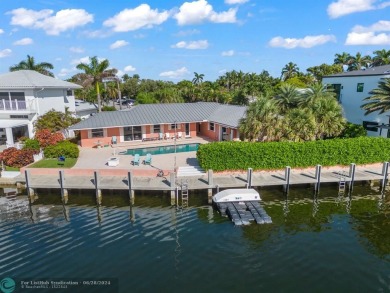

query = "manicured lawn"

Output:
[[4, 166, 20, 171], [28, 158, 77, 168]]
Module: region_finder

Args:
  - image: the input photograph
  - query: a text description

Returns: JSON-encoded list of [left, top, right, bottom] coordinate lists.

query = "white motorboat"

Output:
[[212, 188, 261, 203]]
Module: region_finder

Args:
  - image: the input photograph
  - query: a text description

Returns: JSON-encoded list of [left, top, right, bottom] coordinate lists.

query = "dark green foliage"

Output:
[[44, 140, 79, 158], [197, 137, 390, 171], [101, 105, 116, 111], [339, 122, 367, 138], [23, 139, 41, 152]]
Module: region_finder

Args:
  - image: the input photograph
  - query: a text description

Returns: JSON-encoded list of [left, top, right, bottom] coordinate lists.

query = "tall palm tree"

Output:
[[274, 83, 300, 113], [361, 78, 390, 115], [333, 52, 352, 71], [347, 52, 372, 71], [9, 55, 54, 77], [280, 62, 300, 81], [283, 108, 316, 142], [298, 82, 336, 106], [192, 72, 204, 85], [372, 49, 390, 66], [75, 56, 117, 112]]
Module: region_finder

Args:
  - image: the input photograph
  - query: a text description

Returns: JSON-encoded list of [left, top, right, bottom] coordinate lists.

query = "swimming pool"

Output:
[[124, 143, 199, 156]]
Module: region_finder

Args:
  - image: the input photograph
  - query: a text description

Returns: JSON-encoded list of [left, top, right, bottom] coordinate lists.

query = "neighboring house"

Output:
[[322, 64, 390, 137], [0, 70, 82, 146], [69, 102, 247, 147], [75, 99, 98, 120]]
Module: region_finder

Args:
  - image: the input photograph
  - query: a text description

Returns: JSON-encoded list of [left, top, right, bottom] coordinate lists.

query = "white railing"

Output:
[[0, 99, 27, 111]]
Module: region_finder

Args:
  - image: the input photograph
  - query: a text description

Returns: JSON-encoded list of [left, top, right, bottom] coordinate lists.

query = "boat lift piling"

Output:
[[59, 170, 68, 204], [283, 166, 291, 193], [348, 163, 356, 192], [127, 171, 134, 204], [381, 162, 389, 191], [24, 170, 35, 202], [247, 168, 253, 189], [314, 165, 322, 193], [208, 169, 214, 203], [94, 170, 102, 205]]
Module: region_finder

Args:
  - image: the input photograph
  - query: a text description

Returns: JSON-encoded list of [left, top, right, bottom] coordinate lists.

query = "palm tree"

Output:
[[283, 108, 316, 142], [75, 56, 117, 112], [347, 52, 372, 71], [333, 52, 352, 71], [273, 83, 300, 113], [361, 78, 390, 115], [298, 82, 336, 106], [280, 62, 300, 81], [192, 72, 204, 85], [372, 49, 390, 66], [9, 55, 54, 77], [239, 96, 281, 141]]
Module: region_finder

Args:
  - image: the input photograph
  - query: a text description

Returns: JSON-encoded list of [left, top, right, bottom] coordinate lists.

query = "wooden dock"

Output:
[[12, 162, 389, 205]]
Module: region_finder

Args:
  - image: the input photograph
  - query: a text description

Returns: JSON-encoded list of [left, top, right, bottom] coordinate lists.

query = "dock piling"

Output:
[[348, 163, 356, 191], [25, 170, 35, 202], [315, 165, 322, 192], [208, 169, 214, 203], [247, 168, 253, 189], [283, 166, 291, 193], [170, 172, 176, 204], [59, 170, 68, 204], [381, 161, 389, 191], [94, 170, 102, 205], [127, 171, 134, 204]]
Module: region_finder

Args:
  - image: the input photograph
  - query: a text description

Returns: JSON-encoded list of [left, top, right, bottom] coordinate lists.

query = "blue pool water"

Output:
[[124, 143, 199, 156]]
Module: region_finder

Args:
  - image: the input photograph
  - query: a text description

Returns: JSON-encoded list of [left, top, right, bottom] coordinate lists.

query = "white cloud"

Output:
[[221, 50, 235, 56], [225, 0, 249, 4], [70, 47, 84, 53], [0, 49, 12, 58], [13, 37, 33, 45], [159, 67, 190, 79], [0, 29, 4, 34], [268, 34, 336, 49], [327, 0, 390, 18], [124, 65, 136, 72], [171, 40, 209, 49], [71, 56, 93, 65], [103, 4, 169, 32], [58, 68, 75, 77], [346, 20, 390, 45], [110, 40, 129, 49], [8, 8, 93, 35], [174, 0, 237, 25]]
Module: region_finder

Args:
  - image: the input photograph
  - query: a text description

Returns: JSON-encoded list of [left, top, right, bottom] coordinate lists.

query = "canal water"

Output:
[[0, 184, 389, 293]]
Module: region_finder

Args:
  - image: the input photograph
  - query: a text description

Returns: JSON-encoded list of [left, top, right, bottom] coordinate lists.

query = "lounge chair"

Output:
[[159, 132, 164, 140], [165, 133, 170, 139], [144, 153, 152, 165], [177, 132, 182, 139], [133, 154, 140, 165]]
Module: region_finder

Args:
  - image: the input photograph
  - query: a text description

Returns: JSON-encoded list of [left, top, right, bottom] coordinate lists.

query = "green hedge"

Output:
[[196, 137, 390, 171], [44, 140, 79, 158]]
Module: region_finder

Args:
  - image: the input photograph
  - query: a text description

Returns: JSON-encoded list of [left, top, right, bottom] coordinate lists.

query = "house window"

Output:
[[67, 90, 73, 96], [153, 124, 160, 133], [91, 128, 104, 138], [363, 121, 378, 132], [357, 83, 364, 92], [10, 115, 28, 119], [171, 123, 177, 129], [209, 122, 215, 131]]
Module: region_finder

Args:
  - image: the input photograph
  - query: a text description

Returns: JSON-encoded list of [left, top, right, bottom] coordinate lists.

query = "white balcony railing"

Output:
[[0, 99, 28, 111]]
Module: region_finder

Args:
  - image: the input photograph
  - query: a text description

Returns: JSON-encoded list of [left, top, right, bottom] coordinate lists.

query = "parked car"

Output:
[[121, 99, 135, 106]]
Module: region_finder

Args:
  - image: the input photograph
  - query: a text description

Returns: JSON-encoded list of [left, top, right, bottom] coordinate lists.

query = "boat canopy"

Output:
[[212, 188, 260, 203]]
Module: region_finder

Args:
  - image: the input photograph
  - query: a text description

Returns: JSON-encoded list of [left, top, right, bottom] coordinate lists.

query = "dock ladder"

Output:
[[338, 177, 346, 194], [180, 180, 189, 209]]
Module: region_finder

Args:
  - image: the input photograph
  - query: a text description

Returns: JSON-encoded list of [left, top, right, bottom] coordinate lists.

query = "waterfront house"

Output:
[[69, 102, 247, 147], [322, 64, 390, 137], [0, 70, 82, 146]]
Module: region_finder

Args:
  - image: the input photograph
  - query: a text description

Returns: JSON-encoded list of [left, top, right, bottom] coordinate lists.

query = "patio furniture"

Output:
[[144, 153, 152, 165], [159, 132, 164, 140], [58, 155, 65, 166], [112, 136, 117, 145], [165, 133, 170, 139], [133, 154, 140, 165], [177, 132, 182, 139], [107, 157, 119, 167]]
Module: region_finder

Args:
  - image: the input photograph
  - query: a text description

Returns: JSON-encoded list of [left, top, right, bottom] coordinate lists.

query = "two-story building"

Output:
[[322, 64, 390, 137], [0, 70, 82, 146]]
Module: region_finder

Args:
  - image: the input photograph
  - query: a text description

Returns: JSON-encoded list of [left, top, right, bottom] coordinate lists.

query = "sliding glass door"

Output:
[[123, 126, 142, 141]]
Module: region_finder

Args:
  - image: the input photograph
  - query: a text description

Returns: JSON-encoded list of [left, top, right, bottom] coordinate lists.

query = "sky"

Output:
[[0, 0, 389, 82]]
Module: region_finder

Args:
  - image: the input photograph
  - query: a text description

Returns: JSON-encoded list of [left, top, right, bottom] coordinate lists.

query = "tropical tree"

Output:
[[34, 109, 80, 132], [273, 83, 300, 113], [75, 56, 117, 112], [347, 52, 371, 71], [239, 96, 281, 141], [10, 55, 54, 77], [280, 62, 300, 81], [298, 82, 336, 106], [372, 49, 390, 66], [333, 52, 352, 70], [307, 63, 343, 82], [283, 108, 317, 142], [192, 72, 204, 85], [361, 78, 390, 115]]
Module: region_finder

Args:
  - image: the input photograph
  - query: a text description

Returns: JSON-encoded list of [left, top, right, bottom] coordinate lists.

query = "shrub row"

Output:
[[43, 140, 79, 158], [0, 147, 35, 168], [196, 137, 390, 171]]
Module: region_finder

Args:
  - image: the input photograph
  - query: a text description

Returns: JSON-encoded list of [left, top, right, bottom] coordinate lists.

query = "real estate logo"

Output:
[[0, 278, 15, 293]]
